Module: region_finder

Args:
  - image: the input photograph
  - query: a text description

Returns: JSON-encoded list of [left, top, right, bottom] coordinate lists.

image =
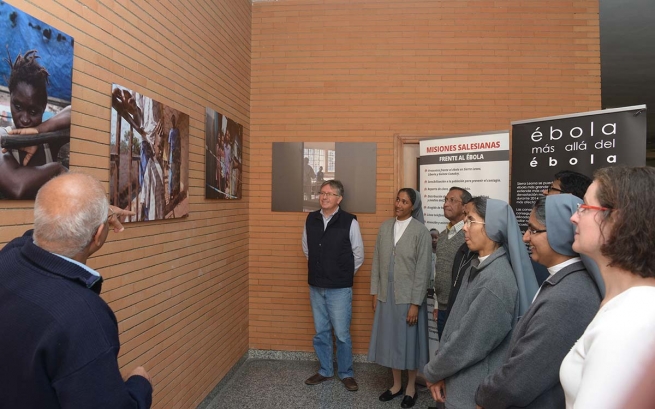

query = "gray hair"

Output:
[[33, 173, 109, 257], [321, 179, 344, 197], [532, 196, 547, 226]]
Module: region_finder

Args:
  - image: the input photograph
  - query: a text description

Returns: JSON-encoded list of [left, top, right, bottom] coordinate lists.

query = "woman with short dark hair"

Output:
[[559, 166, 655, 409]]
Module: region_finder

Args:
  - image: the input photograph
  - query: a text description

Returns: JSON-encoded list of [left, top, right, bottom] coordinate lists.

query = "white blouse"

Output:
[[559, 286, 655, 409], [393, 217, 412, 245]]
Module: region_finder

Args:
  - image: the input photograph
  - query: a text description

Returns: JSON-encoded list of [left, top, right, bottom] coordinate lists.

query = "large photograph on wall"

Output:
[[204, 107, 243, 199], [0, 2, 73, 200], [302, 142, 335, 212], [272, 142, 376, 213], [110, 84, 189, 222]]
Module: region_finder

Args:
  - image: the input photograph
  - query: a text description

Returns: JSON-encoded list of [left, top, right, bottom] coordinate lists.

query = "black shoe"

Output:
[[401, 392, 418, 408], [379, 388, 404, 402]]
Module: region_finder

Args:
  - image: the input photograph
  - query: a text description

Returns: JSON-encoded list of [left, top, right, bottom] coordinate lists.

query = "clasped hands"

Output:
[[426, 379, 446, 402], [426, 378, 484, 408]]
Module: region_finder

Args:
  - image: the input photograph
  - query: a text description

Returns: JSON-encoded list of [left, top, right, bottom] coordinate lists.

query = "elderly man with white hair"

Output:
[[0, 172, 153, 409]]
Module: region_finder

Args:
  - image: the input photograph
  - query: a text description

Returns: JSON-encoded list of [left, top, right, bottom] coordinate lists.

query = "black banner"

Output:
[[511, 105, 647, 228]]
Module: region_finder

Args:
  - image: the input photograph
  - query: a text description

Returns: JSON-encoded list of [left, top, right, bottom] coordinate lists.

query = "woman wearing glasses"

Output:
[[559, 166, 655, 409], [369, 188, 432, 408], [475, 194, 603, 409], [423, 197, 538, 409]]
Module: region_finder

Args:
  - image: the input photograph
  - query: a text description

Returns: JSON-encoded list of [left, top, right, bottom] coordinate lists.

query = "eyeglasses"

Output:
[[443, 197, 462, 204], [576, 203, 613, 214], [526, 227, 547, 235], [546, 185, 563, 194], [464, 219, 485, 227], [318, 191, 340, 198]]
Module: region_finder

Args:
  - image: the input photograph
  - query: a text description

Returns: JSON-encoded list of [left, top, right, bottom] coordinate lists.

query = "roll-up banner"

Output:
[[419, 131, 510, 356], [420, 131, 511, 229], [510, 105, 647, 229]]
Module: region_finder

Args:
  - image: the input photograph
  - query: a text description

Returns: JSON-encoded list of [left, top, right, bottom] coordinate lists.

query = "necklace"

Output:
[[453, 252, 475, 289]]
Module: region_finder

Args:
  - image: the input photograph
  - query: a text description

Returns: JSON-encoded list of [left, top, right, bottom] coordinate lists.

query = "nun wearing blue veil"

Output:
[[423, 197, 538, 409], [475, 194, 603, 409]]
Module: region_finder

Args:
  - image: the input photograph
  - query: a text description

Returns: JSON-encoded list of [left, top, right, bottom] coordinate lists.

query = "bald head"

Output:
[[34, 173, 109, 258]]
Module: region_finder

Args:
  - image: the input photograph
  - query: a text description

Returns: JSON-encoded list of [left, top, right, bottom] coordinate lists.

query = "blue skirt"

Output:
[[367, 278, 429, 371]]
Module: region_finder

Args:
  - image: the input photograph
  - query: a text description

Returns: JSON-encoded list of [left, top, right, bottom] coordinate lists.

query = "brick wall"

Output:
[[0, 1, 250, 408], [250, 0, 600, 354], [0, 0, 603, 404]]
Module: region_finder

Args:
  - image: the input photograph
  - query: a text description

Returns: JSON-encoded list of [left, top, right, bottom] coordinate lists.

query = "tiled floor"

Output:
[[200, 359, 440, 409]]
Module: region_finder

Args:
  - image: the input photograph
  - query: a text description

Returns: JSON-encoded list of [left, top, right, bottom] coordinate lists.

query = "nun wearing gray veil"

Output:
[[475, 194, 603, 409], [423, 197, 538, 409], [411, 189, 425, 223]]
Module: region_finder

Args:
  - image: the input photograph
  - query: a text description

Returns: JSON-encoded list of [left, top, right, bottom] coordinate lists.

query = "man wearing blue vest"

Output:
[[302, 180, 364, 392]]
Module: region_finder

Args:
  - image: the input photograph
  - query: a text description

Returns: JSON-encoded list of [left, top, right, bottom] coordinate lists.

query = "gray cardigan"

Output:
[[424, 247, 518, 409], [434, 227, 466, 310], [370, 218, 432, 305], [475, 261, 601, 409]]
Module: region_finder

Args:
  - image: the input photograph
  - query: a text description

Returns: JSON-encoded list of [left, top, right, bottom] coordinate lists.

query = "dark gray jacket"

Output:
[[475, 261, 601, 409], [424, 247, 518, 409]]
